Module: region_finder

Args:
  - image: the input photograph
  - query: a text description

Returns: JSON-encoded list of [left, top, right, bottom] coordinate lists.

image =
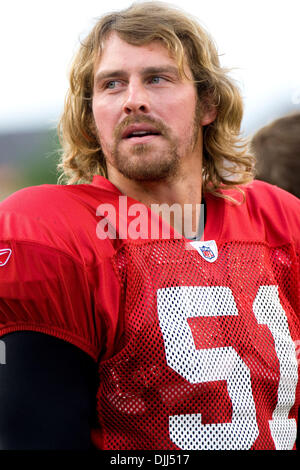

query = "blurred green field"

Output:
[[0, 128, 61, 201]]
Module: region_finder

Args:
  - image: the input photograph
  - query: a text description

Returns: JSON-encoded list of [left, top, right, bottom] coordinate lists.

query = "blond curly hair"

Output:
[[58, 1, 255, 197]]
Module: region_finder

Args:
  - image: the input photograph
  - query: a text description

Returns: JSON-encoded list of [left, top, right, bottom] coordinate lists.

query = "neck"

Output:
[[107, 160, 203, 238]]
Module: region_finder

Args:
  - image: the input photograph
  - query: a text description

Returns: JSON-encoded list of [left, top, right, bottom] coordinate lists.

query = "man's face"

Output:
[[92, 32, 211, 183]]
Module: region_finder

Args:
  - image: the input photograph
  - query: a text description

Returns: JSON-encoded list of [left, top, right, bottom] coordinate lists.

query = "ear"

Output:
[[200, 105, 217, 126]]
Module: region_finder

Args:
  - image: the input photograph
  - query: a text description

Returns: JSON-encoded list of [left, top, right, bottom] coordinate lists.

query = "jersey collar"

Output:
[[92, 175, 224, 242]]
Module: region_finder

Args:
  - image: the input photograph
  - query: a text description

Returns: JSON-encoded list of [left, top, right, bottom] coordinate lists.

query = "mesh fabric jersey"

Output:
[[0, 177, 299, 450]]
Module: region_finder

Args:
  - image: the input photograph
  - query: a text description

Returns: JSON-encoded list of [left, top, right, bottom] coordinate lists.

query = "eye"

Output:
[[102, 79, 125, 91], [105, 80, 118, 89], [149, 76, 166, 85]]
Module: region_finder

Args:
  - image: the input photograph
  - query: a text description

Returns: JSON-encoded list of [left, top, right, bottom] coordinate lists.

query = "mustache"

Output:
[[113, 115, 171, 142]]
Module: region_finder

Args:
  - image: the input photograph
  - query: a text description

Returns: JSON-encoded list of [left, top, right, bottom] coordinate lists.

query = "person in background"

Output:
[[250, 112, 300, 198]]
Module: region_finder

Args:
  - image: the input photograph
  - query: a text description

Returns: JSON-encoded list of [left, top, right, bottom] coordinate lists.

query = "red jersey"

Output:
[[0, 177, 299, 450]]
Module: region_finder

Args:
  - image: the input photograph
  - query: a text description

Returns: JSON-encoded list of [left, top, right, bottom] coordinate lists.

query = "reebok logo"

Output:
[[0, 249, 12, 267]]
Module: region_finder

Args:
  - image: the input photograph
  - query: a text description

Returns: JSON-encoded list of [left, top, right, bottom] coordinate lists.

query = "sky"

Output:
[[1, 0, 300, 136]]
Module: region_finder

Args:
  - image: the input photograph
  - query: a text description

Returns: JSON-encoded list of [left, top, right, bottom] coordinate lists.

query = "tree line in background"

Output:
[[0, 129, 60, 201]]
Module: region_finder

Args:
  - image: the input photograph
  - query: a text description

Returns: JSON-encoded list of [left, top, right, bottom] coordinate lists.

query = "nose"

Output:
[[123, 79, 151, 115]]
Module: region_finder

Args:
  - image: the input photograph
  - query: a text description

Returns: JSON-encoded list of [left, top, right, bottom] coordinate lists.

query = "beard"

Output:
[[101, 103, 202, 183], [111, 124, 180, 182]]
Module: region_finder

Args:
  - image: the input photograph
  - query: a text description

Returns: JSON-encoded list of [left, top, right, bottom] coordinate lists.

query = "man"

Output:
[[0, 1, 299, 450]]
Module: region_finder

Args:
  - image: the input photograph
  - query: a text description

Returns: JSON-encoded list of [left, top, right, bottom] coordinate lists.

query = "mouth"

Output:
[[121, 124, 162, 143]]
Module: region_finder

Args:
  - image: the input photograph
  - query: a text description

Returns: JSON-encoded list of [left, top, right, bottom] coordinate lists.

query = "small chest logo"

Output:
[[190, 240, 218, 263], [0, 249, 12, 267], [200, 245, 215, 260]]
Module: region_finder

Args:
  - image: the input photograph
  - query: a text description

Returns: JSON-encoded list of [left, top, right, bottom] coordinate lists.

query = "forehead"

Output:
[[95, 32, 180, 73]]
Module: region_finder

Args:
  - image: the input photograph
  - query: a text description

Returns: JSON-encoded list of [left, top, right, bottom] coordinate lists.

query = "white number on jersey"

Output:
[[157, 285, 298, 450]]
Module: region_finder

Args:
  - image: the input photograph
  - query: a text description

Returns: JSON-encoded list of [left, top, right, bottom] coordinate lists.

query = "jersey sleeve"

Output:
[[0, 208, 102, 362]]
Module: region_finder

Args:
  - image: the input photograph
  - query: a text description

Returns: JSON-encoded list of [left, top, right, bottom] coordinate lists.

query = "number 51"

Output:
[[157, 285, 298, 450]]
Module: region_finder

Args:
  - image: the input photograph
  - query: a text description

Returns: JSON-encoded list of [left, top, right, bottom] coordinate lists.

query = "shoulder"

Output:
[[246, 181, 300, 248], [244, 180, 299, 211], [210, 180, 300, 248], [243, 181, 300, 239], [0, 183, 98, 218], [0, 184, 110, 360], [0, 183, 116, 264]]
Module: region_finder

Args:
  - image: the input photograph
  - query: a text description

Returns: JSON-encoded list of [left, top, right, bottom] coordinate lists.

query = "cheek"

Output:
[[164, 97, 197, 135], [161, 87, 197, 117], [92, 100, 103, 128], [92, 101, 115, 138]]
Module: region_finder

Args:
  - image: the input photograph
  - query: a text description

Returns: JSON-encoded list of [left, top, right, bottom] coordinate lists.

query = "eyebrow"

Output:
[[94, 66, 180, 86]]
